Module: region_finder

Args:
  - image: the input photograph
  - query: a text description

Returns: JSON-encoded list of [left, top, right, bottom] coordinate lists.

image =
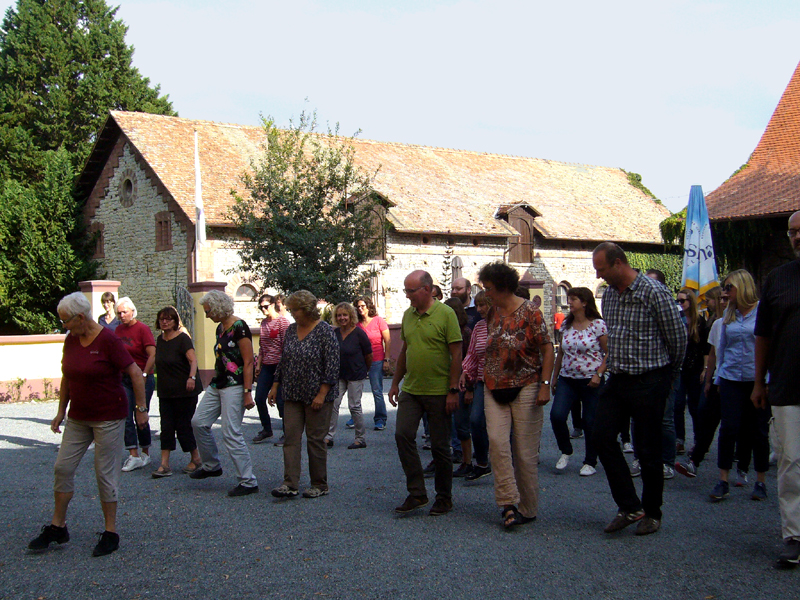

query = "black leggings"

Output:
[[159, 396, 198, 452]]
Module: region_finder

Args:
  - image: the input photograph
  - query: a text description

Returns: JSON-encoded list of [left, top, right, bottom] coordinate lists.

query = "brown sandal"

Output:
[[152, 466, 173, 479], [182, 462, 201, 474]]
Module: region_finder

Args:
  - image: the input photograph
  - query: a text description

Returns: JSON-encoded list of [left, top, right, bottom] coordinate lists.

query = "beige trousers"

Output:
[[484, 383, 543, 519]]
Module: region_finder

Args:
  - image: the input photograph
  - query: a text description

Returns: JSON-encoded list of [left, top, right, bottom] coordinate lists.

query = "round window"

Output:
[[118, 171, 137, 207]]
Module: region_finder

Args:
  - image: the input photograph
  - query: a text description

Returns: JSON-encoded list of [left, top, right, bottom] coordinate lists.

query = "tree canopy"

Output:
[[0, 0, 176, 333], [230, 112, 385, 303]]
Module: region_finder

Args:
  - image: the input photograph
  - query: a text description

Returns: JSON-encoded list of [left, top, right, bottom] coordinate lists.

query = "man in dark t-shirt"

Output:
[[752, 210, 800, 567]]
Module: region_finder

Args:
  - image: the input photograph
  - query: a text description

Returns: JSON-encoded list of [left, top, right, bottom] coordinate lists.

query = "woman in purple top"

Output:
[[28, 292, 146, 557]]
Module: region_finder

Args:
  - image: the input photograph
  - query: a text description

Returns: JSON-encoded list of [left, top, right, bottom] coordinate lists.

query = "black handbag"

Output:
[[490, 386, 523, 405]]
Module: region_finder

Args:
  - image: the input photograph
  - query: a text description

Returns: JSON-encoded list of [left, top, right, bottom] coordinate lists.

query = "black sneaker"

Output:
[[429, 498, 453, 516], [252, 431, 272, 444], [710, 480, 729, 502], [189, 467, 223, 480], [451, 450, 463, 464], [228, 484, 259, 497], [395, 495, 429, 514], [751, 481, 767, 501], [28, 524, 69, 552], [92, 531, 119, 557], [423, 460, 435, 478], [274, 435, 285, 447], [778, 539, 800, 566], [465, 464, 492, 481], [453, 463, 472, 478]]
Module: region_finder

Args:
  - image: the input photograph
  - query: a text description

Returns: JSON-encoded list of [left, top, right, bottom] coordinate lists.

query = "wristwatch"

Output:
[[190, 375, 196, 380], [244, 388, 252, 394], [449, 387, 459, 394], [541, 380, 551, 385], [135, 405, 148, 413]]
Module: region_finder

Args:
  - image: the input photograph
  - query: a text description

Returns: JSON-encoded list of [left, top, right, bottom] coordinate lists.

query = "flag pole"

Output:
[[194, 129, 206, 282]]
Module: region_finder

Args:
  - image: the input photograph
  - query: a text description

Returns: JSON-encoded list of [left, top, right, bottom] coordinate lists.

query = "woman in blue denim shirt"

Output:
[[710, 269, 770, 502]]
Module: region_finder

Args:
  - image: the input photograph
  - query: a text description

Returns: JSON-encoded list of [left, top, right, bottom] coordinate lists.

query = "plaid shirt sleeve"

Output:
[[649, 283, 688, 373]]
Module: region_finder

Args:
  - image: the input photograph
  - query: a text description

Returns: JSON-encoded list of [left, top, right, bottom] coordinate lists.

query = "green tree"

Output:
[[0, 0, 175, 181], [230, 112, 384, 303], [0, 148, 89, 333]]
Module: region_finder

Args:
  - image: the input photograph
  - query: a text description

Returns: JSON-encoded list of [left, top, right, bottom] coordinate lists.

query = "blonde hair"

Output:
[[723, 269, 759, 325], [704, 286, 724, 326], [286, 290, 320, 320], [678, 288, 699, 343], [334, 302, 357, 326]]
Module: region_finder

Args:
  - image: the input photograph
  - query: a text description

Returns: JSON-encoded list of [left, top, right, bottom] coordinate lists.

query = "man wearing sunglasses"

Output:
[[752, 210, 800, 567]]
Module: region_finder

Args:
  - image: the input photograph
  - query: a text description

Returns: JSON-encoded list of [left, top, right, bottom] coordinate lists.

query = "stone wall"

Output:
[[91, 144, 190, 331]]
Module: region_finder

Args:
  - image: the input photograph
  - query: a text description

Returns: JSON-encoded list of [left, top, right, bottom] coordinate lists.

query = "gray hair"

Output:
[[58, 292, 92, 320], [116, 296, 138, 318], [200, 290, 234, 320]]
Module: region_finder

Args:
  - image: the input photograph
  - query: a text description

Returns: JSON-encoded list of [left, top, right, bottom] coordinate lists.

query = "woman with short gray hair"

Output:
[[28, 292, 147, 557], [190, 290, 258, 496]]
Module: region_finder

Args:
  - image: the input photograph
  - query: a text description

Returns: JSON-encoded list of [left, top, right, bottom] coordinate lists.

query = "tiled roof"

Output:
[[107, 111, 668, 243], [707, 60, 800, 221]]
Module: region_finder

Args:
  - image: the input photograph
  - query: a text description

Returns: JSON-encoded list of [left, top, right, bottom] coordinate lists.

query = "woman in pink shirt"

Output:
[[355, 296, 391, 430], [254, 294, 290, 444]]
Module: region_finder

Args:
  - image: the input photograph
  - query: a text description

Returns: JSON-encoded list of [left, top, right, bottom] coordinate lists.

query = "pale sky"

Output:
[[2, 0, 799, 213]]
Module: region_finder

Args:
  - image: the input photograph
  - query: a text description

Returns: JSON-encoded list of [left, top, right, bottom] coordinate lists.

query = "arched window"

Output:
[[556, 282, 571, 311], [235, 285, 257, 300], [451, 256, 463, 281]]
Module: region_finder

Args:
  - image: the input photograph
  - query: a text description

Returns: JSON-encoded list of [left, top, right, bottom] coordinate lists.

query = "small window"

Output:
[[155, 212, 172, 251], [451, 256, 463, 281], [91, 222, 105, 259], [556, 282, 570, 311], [235, 285, 257, 300], [119, 174, 137, 207]]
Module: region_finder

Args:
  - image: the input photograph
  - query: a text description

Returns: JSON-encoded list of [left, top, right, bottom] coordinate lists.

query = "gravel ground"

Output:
[[0, 384, 796, 599]]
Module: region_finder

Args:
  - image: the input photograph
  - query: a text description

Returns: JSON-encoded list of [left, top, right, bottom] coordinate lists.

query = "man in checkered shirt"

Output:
[[591, 242, 686, 536]]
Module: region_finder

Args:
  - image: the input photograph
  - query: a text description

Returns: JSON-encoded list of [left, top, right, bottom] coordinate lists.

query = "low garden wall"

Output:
[[0, 335, 65, 402]]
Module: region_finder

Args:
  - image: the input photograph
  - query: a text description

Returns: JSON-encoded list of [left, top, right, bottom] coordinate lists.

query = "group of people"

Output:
[[27, 214, 800, 567]]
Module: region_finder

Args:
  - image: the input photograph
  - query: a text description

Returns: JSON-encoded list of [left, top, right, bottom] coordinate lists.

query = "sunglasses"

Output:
[[259, 304, 270, 310]]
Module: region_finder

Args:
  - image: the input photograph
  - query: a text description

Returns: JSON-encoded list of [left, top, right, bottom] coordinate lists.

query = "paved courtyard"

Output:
[[0, 386, 796, 599]]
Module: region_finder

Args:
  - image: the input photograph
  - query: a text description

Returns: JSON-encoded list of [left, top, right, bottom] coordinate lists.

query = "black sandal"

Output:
[[502, 505, 536, 530]]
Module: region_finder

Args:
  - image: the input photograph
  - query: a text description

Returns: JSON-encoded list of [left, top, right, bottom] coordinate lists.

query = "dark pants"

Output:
[[159, 396, 198, 452], [551, 376, 600, 466], [123, 373, 154, 450], [689, 385, 720, 467], [254, 364, 282, 435], [718, 378, 772, 473], [453, 391, 471, 442], [571, 400, 583, 430], [395, 391, 452, 502], [593, 366, 672, 520], [470, 382, 490, 465], [674, 370, 703, 444]]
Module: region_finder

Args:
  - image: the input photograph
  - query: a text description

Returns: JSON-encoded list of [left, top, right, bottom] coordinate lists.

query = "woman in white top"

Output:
[[550, 287, 608, 476]]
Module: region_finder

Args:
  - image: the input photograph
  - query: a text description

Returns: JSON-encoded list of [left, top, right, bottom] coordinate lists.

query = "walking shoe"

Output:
[[122, 455, 145, 472], [271, 485, 299, 498], [395, 494, 428, 514], [92, 531, 119, 557], [326, 439, 334, 448], [347, 441, 367, 449], [622, 442, 634, 454], [451, 450, 463, 464], [635, 517, 661, 536], [453, 463, 473, 478], [345, 418, 355, 429], [189, 467, 223, 479], [710, 480, 729, 502], [629, 459, 641, 477], [423, 460, 435, 478], [570, 428, 584, 439], [429, 498, 453, 516], [555, 454, 570, 471], [252, 431, 272, 444], [374, 421, 386, 431], [579, 464, 597, 477], [778, 539, 800, 566], [751, 481, 767, 501], [663, 464, 675, 480], [28, 524, 69, 552], [465, 463, 492, 481], [735, 469, 748, 487], [604, 509, 645, 533], [302, 487, 329, 498], [676, 441, 685, 455], [273, 435, 285, 447], [675, 460, 697, 478], [140, 453, 151, 467], [228, 484, 259, 497]]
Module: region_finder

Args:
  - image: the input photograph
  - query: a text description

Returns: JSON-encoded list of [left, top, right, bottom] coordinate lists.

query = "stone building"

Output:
[[77, 111, 670, 333], [706, 59, 800, 280]]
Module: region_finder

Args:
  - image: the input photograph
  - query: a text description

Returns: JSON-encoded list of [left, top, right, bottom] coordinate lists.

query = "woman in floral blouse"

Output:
[[268, 290, 340, 499], [190, 290, 258, 497], [550, 287, 608, 477], [479, 262, 554, 530]]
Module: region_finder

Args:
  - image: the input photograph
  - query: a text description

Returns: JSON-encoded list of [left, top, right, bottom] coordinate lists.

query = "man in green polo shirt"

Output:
[[388, 270, 462, 517]]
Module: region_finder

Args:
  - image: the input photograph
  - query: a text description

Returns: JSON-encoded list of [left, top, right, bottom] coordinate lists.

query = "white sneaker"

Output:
[[140, 453, 151, 467], [663, 464, 675, 479], [622, 442, 634, 454], [122, 455, 145, 472], [630, 459, 641, 477], [579, 464, 596, 476], [556, 454, 570, 470]]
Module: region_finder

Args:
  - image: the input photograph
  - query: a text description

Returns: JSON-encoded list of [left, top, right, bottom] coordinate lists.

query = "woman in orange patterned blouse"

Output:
[[478, 262, 554, 530]]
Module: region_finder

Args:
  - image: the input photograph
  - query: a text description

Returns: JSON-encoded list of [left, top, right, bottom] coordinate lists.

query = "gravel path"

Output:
[[0, 387, 796, 599]]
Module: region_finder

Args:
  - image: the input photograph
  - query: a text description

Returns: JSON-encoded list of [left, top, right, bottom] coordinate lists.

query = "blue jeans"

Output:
[[254, 364, 282, 435], [123, 373, 154, 450], [550, 376, 599, 466], [470, 382, 489, 465], [369, 361, 387, 425]]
